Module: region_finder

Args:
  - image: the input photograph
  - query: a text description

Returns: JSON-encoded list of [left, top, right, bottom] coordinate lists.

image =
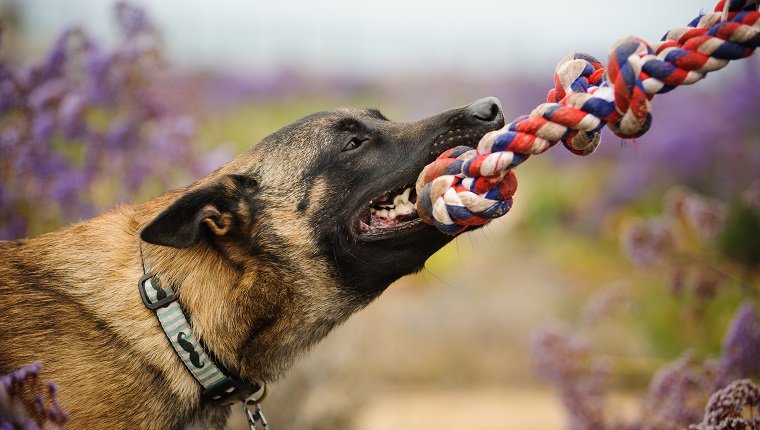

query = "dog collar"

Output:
[[137, 272, 263, 406]]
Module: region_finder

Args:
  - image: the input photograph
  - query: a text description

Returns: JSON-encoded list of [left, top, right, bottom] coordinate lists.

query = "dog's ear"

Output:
[[140, 175, 257, 248]]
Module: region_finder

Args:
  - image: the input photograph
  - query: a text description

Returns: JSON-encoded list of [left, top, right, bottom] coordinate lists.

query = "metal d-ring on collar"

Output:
[[244, 385, 269, 429], [138, 245, 269, 429]]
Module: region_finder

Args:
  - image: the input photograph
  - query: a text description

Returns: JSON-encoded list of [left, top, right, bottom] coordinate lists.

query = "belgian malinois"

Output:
[[0, 97, 504, 429]]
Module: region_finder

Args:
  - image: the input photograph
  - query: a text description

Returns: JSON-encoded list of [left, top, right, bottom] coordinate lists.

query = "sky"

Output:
[[2, 0, 722, 78]]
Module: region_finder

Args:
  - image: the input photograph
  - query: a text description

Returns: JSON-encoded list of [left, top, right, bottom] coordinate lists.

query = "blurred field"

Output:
[[2, 4, 758, 427]]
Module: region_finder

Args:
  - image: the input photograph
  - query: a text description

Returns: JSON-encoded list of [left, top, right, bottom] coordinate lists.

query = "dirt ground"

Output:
[[353, 387, 566, 430]]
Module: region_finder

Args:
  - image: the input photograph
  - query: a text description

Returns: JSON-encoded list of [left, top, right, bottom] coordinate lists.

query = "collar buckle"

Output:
[[200, 376, 261, 406], [138, 273, 178, 310]]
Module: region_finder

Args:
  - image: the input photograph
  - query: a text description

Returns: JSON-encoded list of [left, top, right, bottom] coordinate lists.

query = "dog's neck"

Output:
[[139, 241, 252, 376], [138, 245, 263, 405]]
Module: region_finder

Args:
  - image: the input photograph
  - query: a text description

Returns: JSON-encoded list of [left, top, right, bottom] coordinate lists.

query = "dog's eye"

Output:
[[342, 138, 365, 152]]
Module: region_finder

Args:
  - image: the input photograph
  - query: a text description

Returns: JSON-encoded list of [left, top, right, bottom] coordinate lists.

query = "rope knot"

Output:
[[413, 0, 759, 236], [415, 146, 518, 235], [606, 38, 655, 139], [547, 53, 606, 103], [547, 53, 605, 156]]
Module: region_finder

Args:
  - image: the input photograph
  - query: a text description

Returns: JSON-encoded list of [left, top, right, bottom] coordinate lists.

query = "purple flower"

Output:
[[27, 79, 69, 112], [84, 42, 115, 105], [683, 196, 727, 242], [104, 118, 137, 149], [663, 187, 727, 241], [580, 282, 633, 324], [36, 154, 69, 183], [714, 303, 760, 389], [0, 2, 201, 239], [50, 168, 87, 208], [689, 379, 760, 429], [30, 110, 56, 144], [742, 182, 760, 211], [640, 352, 717, 429], [58, 93, 87, 138], [0, 363, 68, 429], [620, 218, 675, 267], [667, 267, 687, 296], [531, 324, 611, 430], [0, 218, 27, 241], [115, 2, 148, 38], [149, 115, 195, 153], [37, 29, 74, 82], [0, 77, 19, 113], [0, 128, 20, 152], [196, 146, 234, 176], [124, 156, 151, 192]]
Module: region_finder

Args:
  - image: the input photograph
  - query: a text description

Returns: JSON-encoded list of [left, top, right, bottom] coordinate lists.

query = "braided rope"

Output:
[[415, 0, 760, 235]]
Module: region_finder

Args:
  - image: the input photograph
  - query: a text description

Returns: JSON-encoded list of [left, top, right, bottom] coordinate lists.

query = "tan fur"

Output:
[[0, 100, 504, 429]]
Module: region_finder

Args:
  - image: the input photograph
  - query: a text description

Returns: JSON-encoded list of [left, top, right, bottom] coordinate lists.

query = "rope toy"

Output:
[[415, 0, 760, 235]]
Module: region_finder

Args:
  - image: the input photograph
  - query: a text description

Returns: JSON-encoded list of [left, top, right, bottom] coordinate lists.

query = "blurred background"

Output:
[[1, 1, 759, 429]]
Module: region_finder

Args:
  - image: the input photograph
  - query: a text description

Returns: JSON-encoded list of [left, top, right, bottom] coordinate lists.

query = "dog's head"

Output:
[[141, 97, 504, 299], [139, 98, 504, 379]]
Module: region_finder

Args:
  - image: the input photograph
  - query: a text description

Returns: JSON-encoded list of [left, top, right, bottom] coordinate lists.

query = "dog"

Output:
[[0, 97, 504, 429]]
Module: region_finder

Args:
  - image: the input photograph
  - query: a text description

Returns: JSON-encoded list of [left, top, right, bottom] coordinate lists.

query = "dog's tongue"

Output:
[[414, 145, 518, 236]]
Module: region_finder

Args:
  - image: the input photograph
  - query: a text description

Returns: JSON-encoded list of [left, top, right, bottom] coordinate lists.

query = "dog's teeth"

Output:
[[395, 203, 413, 216], [393, 188, 412, 206], [368, 187, 417, 221]]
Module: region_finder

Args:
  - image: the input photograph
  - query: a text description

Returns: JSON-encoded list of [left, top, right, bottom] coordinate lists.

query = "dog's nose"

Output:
[[466, 97, 503, 123]]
